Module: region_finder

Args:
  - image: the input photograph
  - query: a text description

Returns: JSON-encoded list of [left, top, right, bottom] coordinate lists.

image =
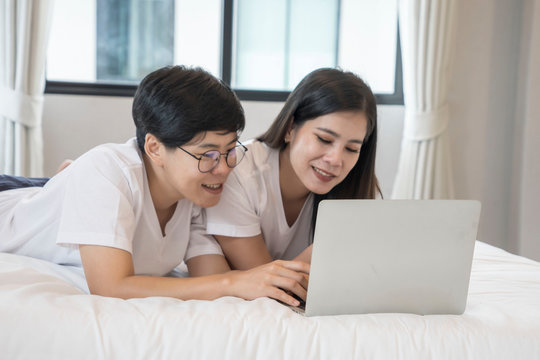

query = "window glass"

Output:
[[233, 0, 288, 90], [47, 0, 97, 82], [232, 0, 398, 93], [47, 0, 221, 83], [338, 0, 398, 94], [174, 0, 222, 77], [96, 0, 174, 82], [46, 0, 399, 100], [288, 0, 339, 89]]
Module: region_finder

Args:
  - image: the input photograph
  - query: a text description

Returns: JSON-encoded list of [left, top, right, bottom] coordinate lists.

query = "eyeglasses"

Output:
[[178, 142, 248, 173]]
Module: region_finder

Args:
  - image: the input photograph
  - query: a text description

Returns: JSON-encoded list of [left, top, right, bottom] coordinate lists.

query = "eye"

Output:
[[202, 150, 220, 160], [316, 135, 332, 144], [346, 147, 361, 154], [226, 147, 237, 157]]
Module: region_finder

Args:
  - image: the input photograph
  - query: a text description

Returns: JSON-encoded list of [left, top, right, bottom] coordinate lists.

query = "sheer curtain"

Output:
[[0, 0, 54, 176], [392, 0, 456, 199]]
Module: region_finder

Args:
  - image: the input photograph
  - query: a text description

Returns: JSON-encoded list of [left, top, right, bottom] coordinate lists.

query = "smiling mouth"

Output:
[[312, 166, 335, 178], [202, 183, 222, 190]]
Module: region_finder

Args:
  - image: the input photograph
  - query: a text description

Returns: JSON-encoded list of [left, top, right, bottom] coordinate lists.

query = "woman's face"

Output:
[[160, 130, 239, 208], [284, 111, 368, 196]]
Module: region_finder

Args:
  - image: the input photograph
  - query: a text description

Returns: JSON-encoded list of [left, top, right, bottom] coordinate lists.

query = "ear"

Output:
[[144, 133, 165, 167], [284, 123, 295, 144]]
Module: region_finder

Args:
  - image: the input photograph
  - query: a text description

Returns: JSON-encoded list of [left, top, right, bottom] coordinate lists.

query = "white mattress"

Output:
[[1, 241, 540, 359]]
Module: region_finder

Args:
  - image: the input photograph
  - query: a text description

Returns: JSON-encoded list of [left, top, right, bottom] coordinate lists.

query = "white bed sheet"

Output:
[[1, 241, 540, 359]]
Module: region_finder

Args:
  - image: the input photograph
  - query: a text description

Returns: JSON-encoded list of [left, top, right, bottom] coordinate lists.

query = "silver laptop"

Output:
[[297, 199, 481, 317]]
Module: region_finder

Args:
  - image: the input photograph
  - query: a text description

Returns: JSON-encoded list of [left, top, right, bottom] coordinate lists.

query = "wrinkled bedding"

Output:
[[1, 241, 540, 359]]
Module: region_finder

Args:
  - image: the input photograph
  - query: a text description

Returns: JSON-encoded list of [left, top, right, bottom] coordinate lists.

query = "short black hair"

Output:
[[132, 65, 245, 152]]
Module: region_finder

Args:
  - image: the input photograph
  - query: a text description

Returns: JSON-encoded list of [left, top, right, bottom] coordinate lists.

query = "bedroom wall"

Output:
[[41, 0, 539, 260]]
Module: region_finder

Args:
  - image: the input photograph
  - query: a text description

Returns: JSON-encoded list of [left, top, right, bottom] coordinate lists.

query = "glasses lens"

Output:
[[199, 151, 220, 172], [226, 145, 246, 168]]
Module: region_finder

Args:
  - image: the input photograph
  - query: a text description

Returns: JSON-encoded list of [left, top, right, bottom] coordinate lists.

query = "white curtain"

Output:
[[392, 0, 456, 199], [0, 0, 54, 176]]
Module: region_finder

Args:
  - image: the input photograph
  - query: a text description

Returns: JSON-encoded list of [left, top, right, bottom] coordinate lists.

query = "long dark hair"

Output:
[[258, 68, 381, 239], [132, 65, 245, 152]]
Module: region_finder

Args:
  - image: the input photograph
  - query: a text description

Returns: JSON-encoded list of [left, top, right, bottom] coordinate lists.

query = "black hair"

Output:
[[132, 65, 245, 152]]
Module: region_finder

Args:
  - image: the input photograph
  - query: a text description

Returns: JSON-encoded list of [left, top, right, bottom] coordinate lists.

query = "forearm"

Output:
[[80, 245, 310, 306], [91, 273, 233, 300], [90, 261, 310, 307], [293, 244, 312, 264], [187, 254, 231, 277], [215, 234, 273, 270]]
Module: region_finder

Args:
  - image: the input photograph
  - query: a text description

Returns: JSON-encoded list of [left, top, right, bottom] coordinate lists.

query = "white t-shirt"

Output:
[[206, 140, 314, 260], [0, 138, 221, 276]]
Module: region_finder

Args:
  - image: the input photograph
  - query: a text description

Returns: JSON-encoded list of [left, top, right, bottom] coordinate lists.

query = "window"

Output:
[[46, 0, 402, 104]]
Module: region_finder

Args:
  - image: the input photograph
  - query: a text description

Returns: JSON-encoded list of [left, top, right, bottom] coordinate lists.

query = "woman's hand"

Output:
[[227, 260, 310, 306]]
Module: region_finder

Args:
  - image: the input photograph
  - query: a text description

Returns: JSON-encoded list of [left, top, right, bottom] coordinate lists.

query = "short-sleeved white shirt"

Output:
[[0, 138, 221, 276], [206, 140, 313, 260]]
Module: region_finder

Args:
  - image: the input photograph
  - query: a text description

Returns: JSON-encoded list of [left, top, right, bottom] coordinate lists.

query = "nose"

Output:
[[210, 155, 231, 176], [323, 146, 343, 167]]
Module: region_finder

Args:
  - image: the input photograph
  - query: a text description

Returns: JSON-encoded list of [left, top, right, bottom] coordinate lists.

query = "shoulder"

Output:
[[74, 138, 143, 178], [79, 138, 142, 169], [219, 140, 278, 205], [233, 139, 276, 180], [223, 140, 277, 194], [60, 138, 145, 196]]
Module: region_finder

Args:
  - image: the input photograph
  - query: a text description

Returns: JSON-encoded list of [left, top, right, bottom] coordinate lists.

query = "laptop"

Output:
[[294, 199, 481, 317]]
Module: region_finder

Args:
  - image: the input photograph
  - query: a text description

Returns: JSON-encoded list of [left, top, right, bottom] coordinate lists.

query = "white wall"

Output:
[[42, 95, 134, 173], [42, 0, 540, 259]]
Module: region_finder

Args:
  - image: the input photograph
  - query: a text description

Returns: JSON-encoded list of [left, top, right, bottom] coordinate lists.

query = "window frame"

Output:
[[45, 0, 403, 105]]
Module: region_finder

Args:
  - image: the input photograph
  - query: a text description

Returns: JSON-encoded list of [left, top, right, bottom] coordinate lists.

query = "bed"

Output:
[[1, 241, 540, 359]]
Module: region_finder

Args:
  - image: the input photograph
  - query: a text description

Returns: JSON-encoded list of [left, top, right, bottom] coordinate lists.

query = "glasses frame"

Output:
[[178, 141, 248, 173]]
